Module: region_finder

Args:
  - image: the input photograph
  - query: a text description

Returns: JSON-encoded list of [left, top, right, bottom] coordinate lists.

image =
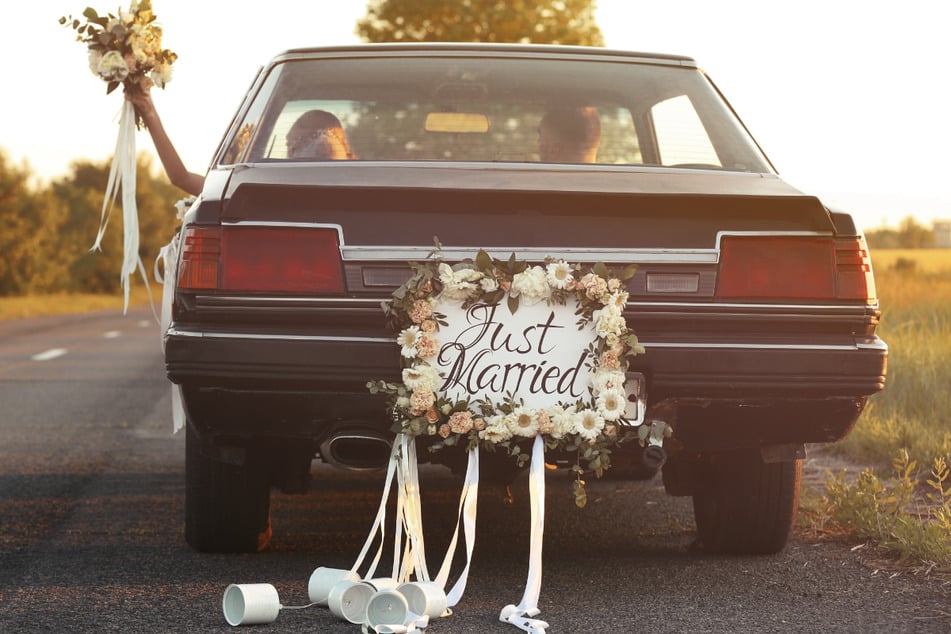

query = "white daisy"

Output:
[[509, 407, 539, 438], [575, 409, 605, 441], [546, 260, 574, 290], [596, 388, 626, 422], [397, 326, 421, 358]]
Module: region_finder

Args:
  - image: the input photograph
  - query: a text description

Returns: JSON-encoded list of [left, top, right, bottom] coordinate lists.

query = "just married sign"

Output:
[[435, 300, 594, 410]]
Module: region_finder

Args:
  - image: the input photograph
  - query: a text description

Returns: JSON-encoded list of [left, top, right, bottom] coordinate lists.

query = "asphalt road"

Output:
[[0, 308, 948, 633]]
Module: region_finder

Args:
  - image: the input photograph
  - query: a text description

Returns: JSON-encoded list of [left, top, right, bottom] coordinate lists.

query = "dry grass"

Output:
[[0, 291, 152, 321]]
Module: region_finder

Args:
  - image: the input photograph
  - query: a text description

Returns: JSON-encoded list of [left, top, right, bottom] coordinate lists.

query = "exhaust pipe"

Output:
[[319, 429, 392, 471]]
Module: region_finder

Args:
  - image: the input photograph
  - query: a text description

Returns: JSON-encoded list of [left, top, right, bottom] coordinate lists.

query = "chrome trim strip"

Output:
[[199, 296, 382, 305], [339, 245, 718, 263], [714, 230, 833, 250], [166, 327, 394, 344], [195, 294, 874, 314], [645, 342, 862, 351], [856, 339, 889, 351]]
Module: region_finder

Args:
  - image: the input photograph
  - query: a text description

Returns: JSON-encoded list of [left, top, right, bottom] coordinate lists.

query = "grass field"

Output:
[[842, 249, 951, 467], [0, 290, 152, 321]]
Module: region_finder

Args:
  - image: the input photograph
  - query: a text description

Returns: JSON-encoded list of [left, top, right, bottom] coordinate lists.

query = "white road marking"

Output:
[[31, 348, 67, 362], [103, 331, 121, 339]]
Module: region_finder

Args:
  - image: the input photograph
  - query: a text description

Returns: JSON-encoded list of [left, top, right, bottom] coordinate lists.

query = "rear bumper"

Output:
[[165, 325, 886, 450]]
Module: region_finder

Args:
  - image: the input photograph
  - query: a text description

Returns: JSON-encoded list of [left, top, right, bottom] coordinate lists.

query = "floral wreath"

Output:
[[368, 240, 670, 505]]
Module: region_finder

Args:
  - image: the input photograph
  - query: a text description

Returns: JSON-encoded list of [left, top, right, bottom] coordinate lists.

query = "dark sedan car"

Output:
[[164, 43, 887, 554]]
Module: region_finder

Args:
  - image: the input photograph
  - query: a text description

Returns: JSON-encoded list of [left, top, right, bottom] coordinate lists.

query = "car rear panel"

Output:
[[165, 164, 885, 448]]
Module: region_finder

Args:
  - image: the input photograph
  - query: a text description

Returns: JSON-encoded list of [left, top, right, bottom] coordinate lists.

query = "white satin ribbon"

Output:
[[155, 234, 185, 433], [350, 441, 401, 581], [499, 435, 549, 633], [436, 446, 479, 608], [92, 100, 147, 314]]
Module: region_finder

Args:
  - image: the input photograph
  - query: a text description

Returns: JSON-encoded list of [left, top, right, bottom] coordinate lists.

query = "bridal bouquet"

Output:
[[61, 1, 178, 312], [60, 0, 177, 128]]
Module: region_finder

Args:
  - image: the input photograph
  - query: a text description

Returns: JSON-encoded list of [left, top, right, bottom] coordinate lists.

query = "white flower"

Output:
[[510, 266, 551, 306], [479, 414, 513, 443], [402, 363, 440, 392], [549, 405, 579, 439], [594, 306, 626, 339], [596, 388, 626, 422], [173, 196, 196, 221], [590, 368, 626, 396], [607, 290, 629, 311], [480, 276, 499, 292], [150, 62, 173, 88], [97, 50, 130, 81], [438, 263, 483, 301], [87, 49, 103, 77], [508, 407, 539, 438], [546, 260, 574, 290], [575, 409, 605, 440], [397, 326, 421, 358]]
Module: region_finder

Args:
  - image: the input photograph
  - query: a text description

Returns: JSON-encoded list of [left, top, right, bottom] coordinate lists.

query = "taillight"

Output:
[[717, 236, 836, 299], [220, 226, 345, 293], [178, 226, 220, 290], [834, 236, 877, 303], [716, 235, 877, 302]]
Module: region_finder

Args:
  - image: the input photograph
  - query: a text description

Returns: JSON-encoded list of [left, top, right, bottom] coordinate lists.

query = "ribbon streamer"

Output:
[[499, 435, 549, 633], [155, 233, 185, 433], [92, 100, 149, 314]]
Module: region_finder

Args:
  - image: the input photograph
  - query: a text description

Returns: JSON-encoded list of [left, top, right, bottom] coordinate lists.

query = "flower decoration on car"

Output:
[[369, 240, 668, 506], [60, 0, 177, 128]]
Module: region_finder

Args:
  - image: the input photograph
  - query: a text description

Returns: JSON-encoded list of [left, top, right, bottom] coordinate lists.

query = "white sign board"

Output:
[[434, 300, 595, 409]]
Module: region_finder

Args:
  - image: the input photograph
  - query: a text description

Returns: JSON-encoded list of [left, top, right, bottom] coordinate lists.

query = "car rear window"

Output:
[[219, 54, 771, 173]]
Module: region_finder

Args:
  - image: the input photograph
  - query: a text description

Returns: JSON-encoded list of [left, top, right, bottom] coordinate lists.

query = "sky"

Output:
[[5, 0, 949, 230]]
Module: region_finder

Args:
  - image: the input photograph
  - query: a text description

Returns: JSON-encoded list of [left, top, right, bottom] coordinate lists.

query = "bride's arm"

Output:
[[127, 85, 205, 197]]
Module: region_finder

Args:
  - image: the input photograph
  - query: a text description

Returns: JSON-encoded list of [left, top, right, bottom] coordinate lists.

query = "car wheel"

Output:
[[691, 451, 801, 555], [185, 424, 272, 553]]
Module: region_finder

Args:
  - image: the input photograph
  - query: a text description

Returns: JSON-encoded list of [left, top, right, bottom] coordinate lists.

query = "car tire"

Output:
[[691, 451, 801, 555], [185, 424, 272, 553]]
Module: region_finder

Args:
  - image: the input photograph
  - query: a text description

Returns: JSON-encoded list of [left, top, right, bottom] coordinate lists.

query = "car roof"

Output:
[[275, 42, 697, 68]]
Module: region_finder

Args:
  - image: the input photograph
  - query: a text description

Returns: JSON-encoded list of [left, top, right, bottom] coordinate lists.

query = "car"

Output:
[[163, 43, 887, 555]]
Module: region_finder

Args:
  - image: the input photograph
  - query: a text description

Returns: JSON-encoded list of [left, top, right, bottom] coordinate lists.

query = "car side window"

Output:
[[651, 95, 721, 167]]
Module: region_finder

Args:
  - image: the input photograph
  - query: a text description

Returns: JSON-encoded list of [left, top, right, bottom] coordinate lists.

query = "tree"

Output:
[[48, 155, 183, 294], [356, 0, 604, 46], [0, 151, 48, 295], [864, 215, 936, 249]]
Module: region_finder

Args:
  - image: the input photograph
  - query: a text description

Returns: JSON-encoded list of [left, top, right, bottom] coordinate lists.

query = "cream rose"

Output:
[[402, 364, 440, 392], [510, 266, 551, 306], [97, 50, 130, 81]]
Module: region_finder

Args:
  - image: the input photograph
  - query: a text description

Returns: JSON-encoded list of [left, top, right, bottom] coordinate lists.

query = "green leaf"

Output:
[[507, 294, 519, 315], [573, 479, 588, 508], [476, 249, 492, 271], [106, 81, 120, 95], [619, 264, 638, 280], [82, 7, 100, 20], [593, 262, 610, 279]]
